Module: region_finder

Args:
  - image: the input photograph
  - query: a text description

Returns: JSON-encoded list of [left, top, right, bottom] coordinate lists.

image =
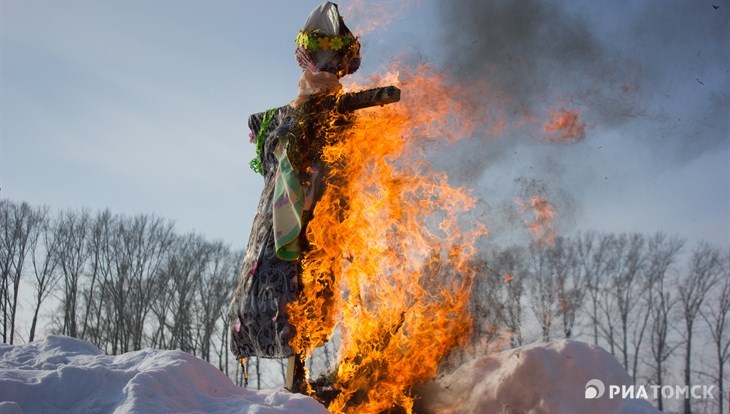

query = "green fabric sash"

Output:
[[272, 144, 304, 261]]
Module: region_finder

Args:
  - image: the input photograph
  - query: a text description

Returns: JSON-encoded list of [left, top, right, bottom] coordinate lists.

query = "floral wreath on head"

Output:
[[295, 30, 356, 52]]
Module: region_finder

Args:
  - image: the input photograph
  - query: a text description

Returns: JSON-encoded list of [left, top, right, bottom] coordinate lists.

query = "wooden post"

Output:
[[285, 353, 307, 392]]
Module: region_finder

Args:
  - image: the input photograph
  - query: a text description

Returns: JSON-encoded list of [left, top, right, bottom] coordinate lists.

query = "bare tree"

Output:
[[164, 233, 209, 353], [644, 234, 685, 410], [56, 209, 91, 338], [217, 248, 243, 375], [470, 256, 506, 349], [548, 237, 583, 339], [700, 250, 730, 414], [195, 241, 237, 361], [576, 231, 613, 347], [608, 233, 646, 376], [104, 214, 174, 353], [649, 277, 679, 412], [28, 207, 60, 342], [525, 237, 584, 343], [2, 200, 250, 383], [218, 303, 233, 375], [150, 265, 175, 349], [80, 209, 114, 346], [1, 200, 43, 344], [527, 242, 558, 342], [679, 242, 722, 414], [125, 214, 173, 351], [492, 245, 527, 348]]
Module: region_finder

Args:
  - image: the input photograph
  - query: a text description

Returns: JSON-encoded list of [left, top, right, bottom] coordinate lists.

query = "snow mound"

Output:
[[418, 340, 661, 414], [0, 336, 327, 414], [0, 337, 663, 414]]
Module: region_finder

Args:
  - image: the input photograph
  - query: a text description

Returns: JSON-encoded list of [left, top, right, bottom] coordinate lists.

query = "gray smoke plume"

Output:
[[424, 0, 729, 241], [435, 0, 729, 159], [441, 1, 611, 116]]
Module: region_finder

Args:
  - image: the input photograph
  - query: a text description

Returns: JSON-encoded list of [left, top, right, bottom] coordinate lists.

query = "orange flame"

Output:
[[515, 196, 557, 247], [287, 65, 489, 412], [544, 109, 586, 143]]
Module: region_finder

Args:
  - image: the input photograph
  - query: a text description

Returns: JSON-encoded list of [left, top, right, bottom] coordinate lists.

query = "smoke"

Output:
[[344, 0, 422, 36], [435, 0, 729, 159], [422, 0, 729, 241], [623, 0, 730, 161], [440, 1, 609, 117]]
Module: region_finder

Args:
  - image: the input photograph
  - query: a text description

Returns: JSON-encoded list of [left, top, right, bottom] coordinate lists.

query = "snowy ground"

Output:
[[418, 340, 661, 414], [0, 336, 659, 413], [0, 336, 326, 414]]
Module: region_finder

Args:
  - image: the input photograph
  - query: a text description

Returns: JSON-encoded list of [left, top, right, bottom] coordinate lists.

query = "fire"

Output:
[[287, 65, 488, 412], [544, 109, 585, 143], [515, 196, 557, 247]]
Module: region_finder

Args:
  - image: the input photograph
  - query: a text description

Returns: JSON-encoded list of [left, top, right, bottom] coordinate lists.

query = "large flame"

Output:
[[287, 65, 488, 413]]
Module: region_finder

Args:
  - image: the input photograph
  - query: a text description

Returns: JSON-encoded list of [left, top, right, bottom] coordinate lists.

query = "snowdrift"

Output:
[[0, 336, 326, 414], [0, 337, 659, 413], [418, 340, 660, 414]]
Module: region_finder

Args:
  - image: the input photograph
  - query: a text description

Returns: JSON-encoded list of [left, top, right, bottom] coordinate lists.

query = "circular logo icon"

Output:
[[585, 379, 605, 399]]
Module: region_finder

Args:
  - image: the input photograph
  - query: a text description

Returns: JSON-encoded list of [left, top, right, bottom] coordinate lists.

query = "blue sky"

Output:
[[2, 0, 728, 249]]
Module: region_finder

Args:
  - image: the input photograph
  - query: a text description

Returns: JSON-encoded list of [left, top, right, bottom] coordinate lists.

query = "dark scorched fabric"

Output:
[[230, 105, 301, 359]]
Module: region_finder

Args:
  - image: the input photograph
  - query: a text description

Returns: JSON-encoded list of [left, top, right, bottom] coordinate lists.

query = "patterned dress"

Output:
[[229, 105, 302, 359]]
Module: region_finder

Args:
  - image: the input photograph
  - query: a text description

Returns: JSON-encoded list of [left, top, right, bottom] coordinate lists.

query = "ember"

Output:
[[544, 109, 586, 143], [515, 196, 557, 247]]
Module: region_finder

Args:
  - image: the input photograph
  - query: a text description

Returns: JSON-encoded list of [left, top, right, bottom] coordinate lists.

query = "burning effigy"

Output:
[[229, 0, 387, 366], [230, 2, 484, 412]]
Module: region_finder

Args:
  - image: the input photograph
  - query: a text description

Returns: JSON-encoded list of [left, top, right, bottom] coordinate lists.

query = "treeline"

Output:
[[471, 233, 729, 413], [0, 199, 241, 372], [4, 199, 730, 411]]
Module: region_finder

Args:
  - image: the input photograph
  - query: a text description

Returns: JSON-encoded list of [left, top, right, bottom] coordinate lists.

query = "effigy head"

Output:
[[295, 1, 361, 77]]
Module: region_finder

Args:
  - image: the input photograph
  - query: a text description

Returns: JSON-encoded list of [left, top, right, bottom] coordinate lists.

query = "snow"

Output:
[[418, 340, 662, 414], [0, 337, 660, 413], [0, 336, 327, 414]]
